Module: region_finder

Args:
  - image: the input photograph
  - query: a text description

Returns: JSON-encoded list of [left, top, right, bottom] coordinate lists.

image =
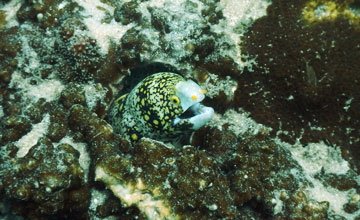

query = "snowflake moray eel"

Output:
[[107, 72, 214, 142]]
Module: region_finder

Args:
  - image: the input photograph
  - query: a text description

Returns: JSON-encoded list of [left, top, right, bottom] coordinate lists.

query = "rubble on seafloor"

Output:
[[0, 0, 359, 219]]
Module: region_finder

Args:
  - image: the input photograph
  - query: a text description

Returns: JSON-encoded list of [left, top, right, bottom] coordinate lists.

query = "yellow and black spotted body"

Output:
[[107, 72, 214, 142]]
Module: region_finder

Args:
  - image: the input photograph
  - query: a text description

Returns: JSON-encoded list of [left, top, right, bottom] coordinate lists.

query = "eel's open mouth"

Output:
[[173, 103, 214, 130], [178, 103, 199, 119]]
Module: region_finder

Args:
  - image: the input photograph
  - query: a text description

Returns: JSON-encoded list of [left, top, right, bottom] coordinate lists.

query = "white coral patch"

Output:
[[16, 114, 50, 158], [0, 0, 23, 28], [75, 0, 134, 54], [95, 166, 180, 220]]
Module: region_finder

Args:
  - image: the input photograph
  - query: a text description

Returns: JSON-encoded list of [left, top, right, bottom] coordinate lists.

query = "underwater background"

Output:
[[0, 0, 359, 219]]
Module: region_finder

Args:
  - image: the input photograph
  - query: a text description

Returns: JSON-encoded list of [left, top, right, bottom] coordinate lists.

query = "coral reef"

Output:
[[0, 0, 359, 219], [1, 138, 89, 219]]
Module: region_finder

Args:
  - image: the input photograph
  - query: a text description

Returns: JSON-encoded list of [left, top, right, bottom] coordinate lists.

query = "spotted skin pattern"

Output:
[[107, 72, 195, 141]]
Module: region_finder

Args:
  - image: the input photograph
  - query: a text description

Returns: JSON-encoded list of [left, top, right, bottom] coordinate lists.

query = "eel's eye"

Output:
[[171, 96, 180, 104]]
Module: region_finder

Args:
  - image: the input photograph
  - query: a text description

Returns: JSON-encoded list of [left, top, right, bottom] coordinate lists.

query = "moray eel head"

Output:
[[173, 79, 214, 130], [107, 72, 214, 142]]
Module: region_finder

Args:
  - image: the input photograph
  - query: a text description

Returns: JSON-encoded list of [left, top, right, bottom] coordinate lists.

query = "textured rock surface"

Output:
[[0, 0, 359, 219]]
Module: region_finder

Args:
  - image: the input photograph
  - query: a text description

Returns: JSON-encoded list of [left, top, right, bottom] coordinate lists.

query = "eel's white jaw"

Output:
[[188, 103, 214, 130], [173, 103, 214, 130]]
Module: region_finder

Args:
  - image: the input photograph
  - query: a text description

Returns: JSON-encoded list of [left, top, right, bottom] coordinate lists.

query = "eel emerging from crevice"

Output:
[[107, 72, 214, 142]]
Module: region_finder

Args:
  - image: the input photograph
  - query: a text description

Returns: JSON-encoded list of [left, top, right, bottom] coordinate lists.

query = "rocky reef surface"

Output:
[[0, 0, 359, 219]]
